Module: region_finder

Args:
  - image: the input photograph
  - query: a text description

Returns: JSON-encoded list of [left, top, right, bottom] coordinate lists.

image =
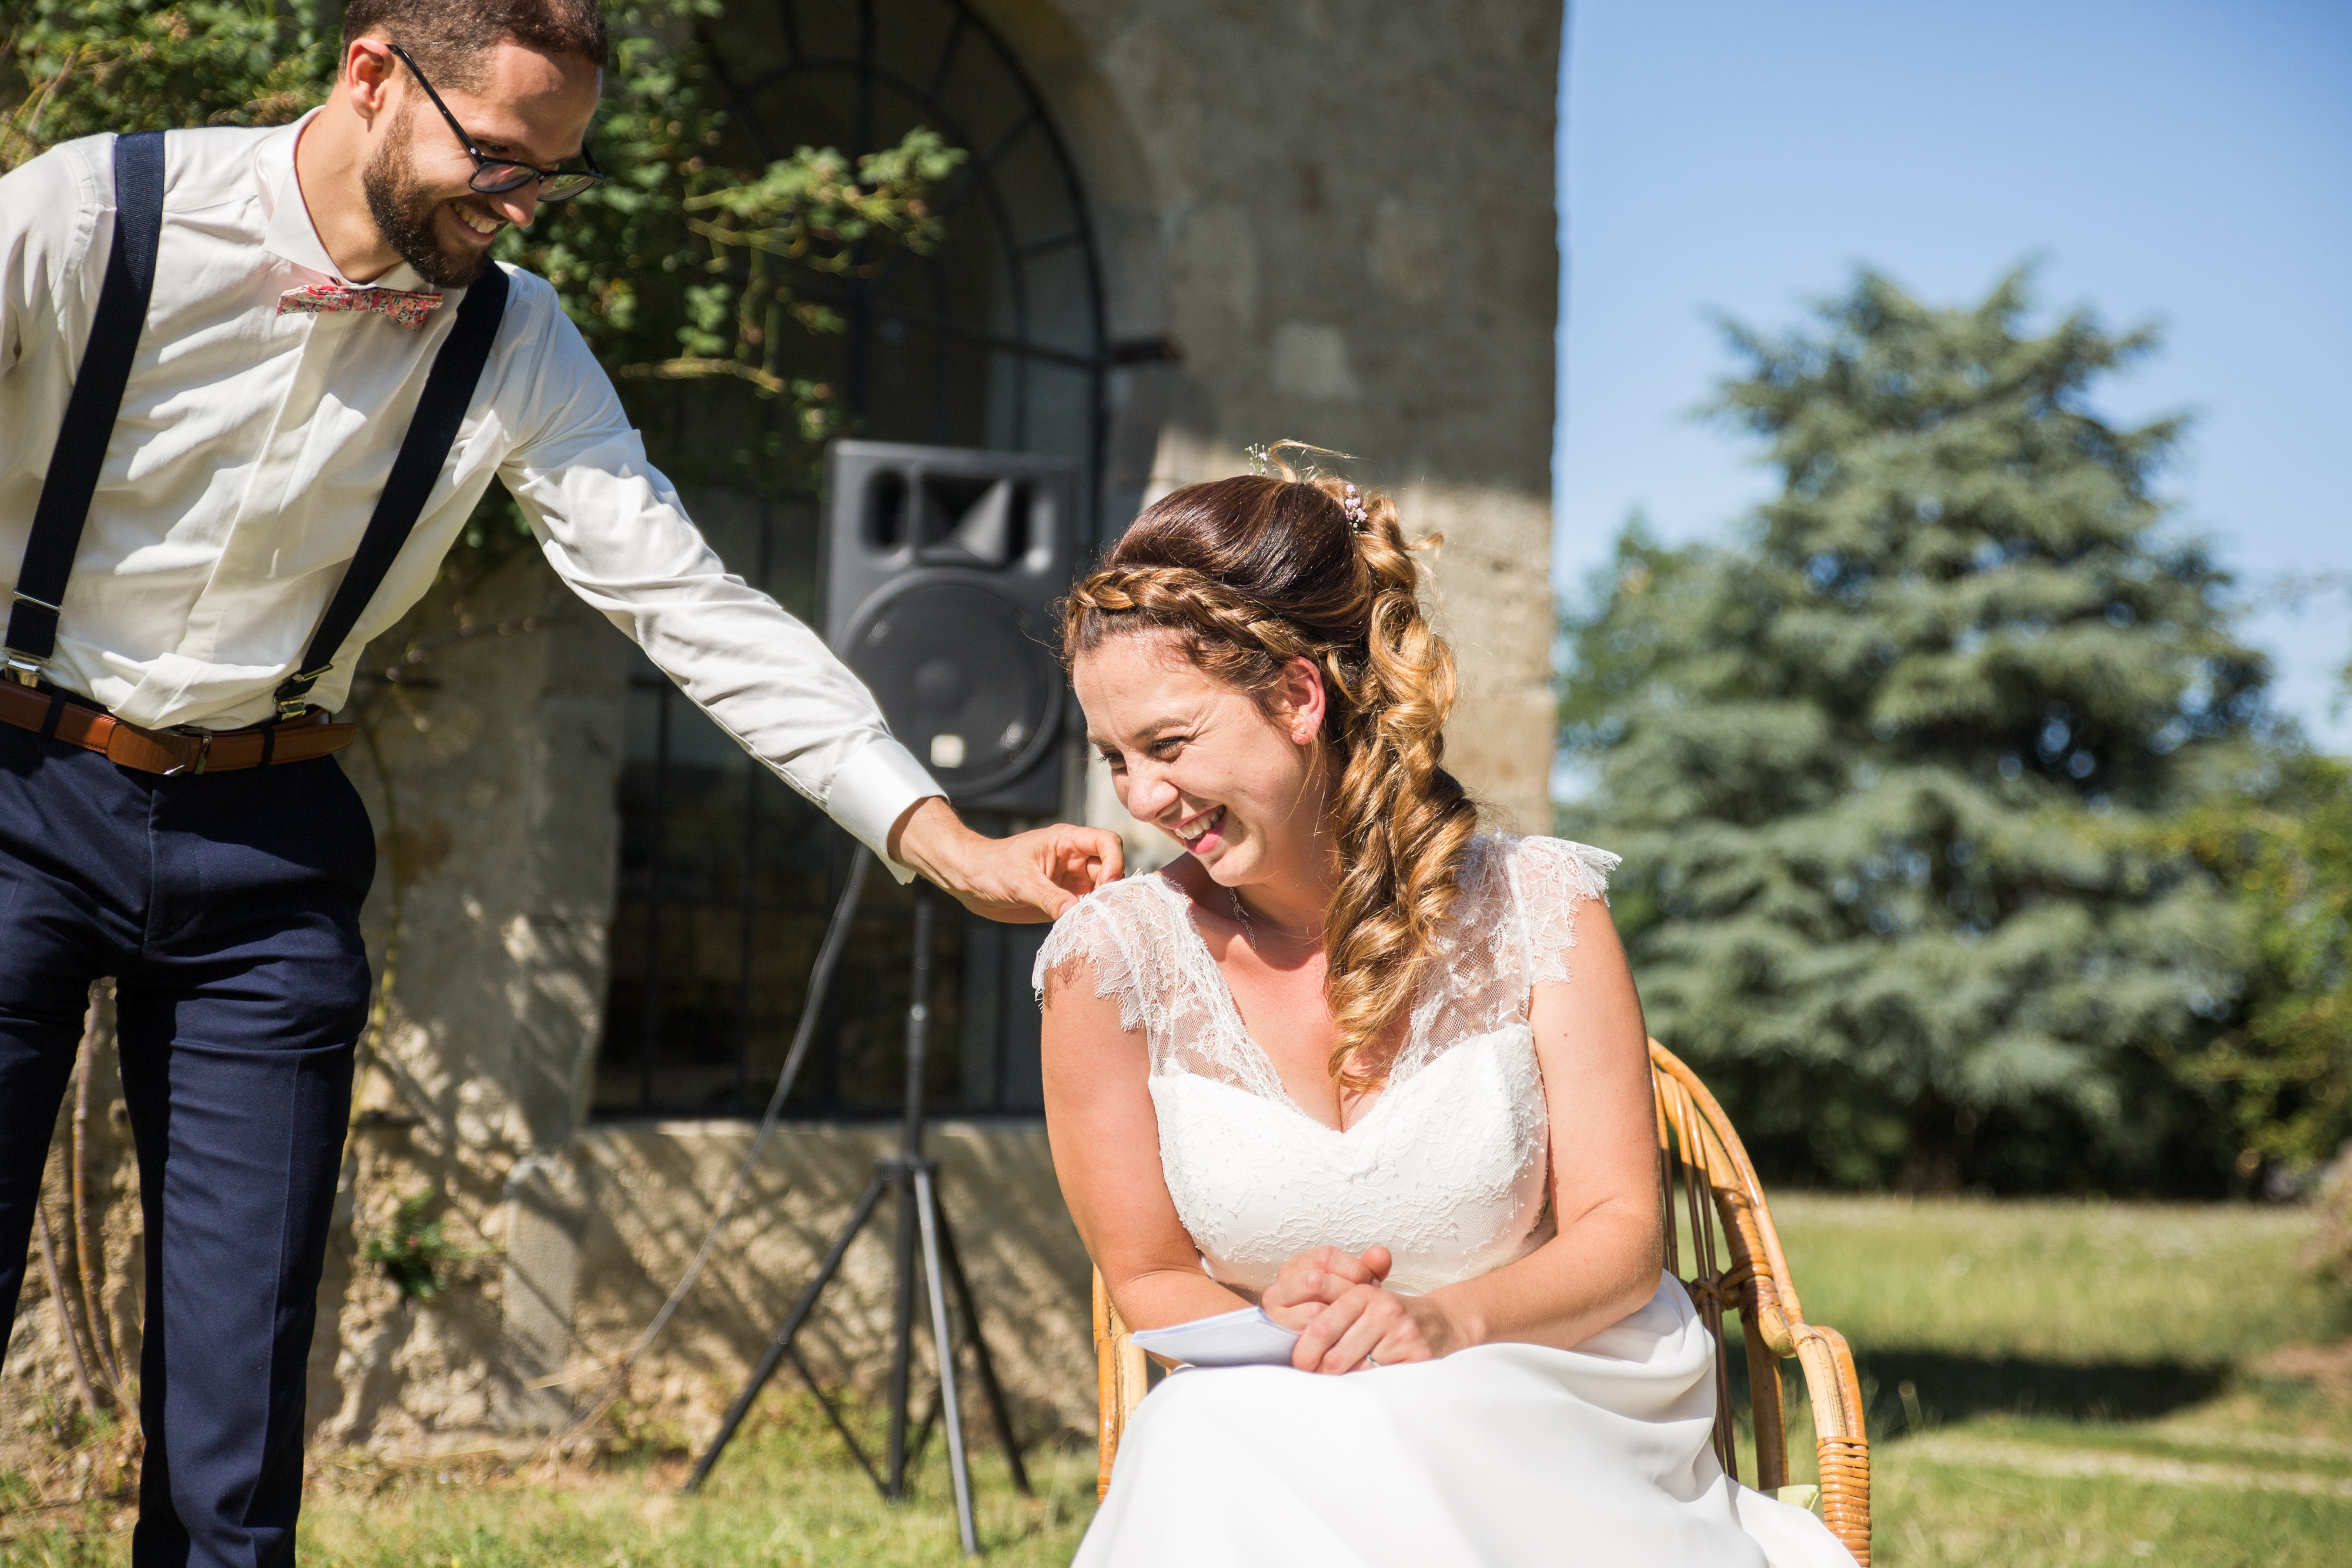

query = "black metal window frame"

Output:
[[707, 0, 1111, 489], [596, 0, 1111, 1123]]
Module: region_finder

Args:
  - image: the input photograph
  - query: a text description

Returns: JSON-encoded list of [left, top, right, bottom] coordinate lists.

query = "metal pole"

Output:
[[902, 890, 933, 1158], [917, 1164, 980, 1555], [936, 1196, 1032, 1495], [886, 889, 935, 1496]]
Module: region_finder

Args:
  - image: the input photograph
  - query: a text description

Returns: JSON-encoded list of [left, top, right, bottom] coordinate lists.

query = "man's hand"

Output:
[[888, 795, 1124, 922]]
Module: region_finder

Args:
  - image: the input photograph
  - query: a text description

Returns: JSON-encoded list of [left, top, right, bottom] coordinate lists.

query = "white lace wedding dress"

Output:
[[1035, 834, 1857, 1567]]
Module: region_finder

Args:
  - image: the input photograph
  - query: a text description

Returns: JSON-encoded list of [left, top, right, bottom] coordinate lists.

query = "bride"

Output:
[[1034, 455, 1857, 1567]]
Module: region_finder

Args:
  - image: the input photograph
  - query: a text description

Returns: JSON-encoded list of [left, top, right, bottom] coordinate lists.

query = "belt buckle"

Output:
[[163, 733, 213, 777]]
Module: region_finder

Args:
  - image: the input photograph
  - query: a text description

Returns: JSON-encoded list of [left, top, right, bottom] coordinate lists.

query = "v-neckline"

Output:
[[1150, 872, 1394, 1136]]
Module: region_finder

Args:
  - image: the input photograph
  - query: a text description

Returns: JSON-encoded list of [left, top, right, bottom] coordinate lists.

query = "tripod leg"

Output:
[[886, 1168, 920, 1499], [916, 1166, 980, 1557], [906, 1382, 943, 1470], [934, 1196, 1033, 1496], [784, 1342, 884, 1496], [683, 1168, 891, 1495]]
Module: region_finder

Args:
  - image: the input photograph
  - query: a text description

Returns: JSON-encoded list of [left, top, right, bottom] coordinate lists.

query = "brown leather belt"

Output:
[[0, 681, 354, 775]]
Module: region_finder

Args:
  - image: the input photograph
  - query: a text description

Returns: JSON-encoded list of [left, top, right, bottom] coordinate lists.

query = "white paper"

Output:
[[1128, 1306, 1303, 1368]]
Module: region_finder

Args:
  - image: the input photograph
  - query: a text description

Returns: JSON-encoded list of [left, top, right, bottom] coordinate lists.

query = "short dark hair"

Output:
[[342, 0, 609, 92]]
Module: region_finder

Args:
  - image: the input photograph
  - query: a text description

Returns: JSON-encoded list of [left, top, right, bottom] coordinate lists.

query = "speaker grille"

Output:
[[844, 580, 1062, 797]]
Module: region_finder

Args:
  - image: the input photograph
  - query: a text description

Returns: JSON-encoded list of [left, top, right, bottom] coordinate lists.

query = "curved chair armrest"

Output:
[[1651, 1040, 1872, 1564], [1093, 1267, 1148, 1501], [1791, 1321, 1871, 1563]]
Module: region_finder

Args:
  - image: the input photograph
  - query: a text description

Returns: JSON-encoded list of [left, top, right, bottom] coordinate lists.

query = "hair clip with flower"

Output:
[[1340, 483, 1368, 531]]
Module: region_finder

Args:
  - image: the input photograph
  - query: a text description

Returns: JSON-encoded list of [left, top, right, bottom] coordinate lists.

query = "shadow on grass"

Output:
[[1855, 1348, 2227, 1430], [1725, 1340, 2228, 1437]]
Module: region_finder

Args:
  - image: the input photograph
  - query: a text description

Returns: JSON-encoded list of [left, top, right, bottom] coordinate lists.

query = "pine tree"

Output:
[[1559, 270, 2270, 1193]]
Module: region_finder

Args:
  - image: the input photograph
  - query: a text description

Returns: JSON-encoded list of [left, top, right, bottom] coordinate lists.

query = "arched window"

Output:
[[594, 0, 1108, 1120]]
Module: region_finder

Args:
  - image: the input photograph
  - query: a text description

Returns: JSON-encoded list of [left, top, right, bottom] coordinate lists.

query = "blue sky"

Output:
[[1555, 0, 2352, 751]]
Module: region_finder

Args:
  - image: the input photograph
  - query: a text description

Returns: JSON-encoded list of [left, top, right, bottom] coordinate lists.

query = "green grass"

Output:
[[1725, 1195, 2352, 1566], [1873, 1459, 2352, 1568], [6, 1196, 2348, 1566], [1766, 1194, 2344, 1366], [293, 1430, 1095, 1568], [0, 1397, 1096, 1568]]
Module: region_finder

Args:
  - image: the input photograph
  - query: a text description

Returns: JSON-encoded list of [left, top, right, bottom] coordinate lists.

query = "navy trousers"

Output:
[[0, 723, 373, 1567]]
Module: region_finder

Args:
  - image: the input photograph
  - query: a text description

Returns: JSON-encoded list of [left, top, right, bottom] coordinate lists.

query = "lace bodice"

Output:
[[1035, 834, 1619, 1294]]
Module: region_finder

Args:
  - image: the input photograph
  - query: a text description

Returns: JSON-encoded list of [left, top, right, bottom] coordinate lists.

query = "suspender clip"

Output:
[[276, 664, 333, 721], [2, 594, 49, 687]]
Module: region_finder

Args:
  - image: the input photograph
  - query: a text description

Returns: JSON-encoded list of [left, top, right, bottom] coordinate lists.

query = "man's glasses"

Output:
[[387, 42, 604, 203]]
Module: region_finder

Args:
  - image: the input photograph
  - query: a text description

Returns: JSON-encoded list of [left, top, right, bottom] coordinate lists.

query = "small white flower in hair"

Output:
[[1341, 483, 1368, 530]]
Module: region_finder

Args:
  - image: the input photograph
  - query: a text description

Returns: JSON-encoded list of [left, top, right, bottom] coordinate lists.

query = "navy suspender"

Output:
[[272, 262, 509, 718], [5, 128, 515, 719], [4, 131, 165, 684]]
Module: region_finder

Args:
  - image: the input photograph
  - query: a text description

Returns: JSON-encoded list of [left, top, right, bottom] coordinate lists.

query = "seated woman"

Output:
[[1035, 457, 1856, 1567]]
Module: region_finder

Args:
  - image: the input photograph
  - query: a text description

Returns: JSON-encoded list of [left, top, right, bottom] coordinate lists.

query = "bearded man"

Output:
[[0, 2, 1119, 1561]]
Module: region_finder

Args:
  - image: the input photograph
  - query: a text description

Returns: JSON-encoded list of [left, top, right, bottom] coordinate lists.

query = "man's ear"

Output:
[[342, 37, 399, 126]]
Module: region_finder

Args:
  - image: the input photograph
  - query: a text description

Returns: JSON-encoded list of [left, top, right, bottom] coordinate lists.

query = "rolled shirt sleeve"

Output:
[[496, 282, 940, 877]]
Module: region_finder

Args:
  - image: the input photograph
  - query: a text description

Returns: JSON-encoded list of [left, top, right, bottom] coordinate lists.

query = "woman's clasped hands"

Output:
[[1259, 1245, 1462, 1374]]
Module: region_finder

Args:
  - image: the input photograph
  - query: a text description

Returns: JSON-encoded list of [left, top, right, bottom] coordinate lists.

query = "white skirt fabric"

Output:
[[1076, 1276, 1857, 1568]]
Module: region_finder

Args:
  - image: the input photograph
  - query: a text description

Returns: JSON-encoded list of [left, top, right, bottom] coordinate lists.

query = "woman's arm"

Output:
[[1040, 958, 1254, 1333], [1279, 901, 1664, 1372]]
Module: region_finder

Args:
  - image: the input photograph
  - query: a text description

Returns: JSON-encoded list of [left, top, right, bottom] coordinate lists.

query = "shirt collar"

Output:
[[254, 108, 435, 295]]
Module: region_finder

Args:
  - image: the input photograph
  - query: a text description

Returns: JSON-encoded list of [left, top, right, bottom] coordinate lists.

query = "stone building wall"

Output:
[[2, 0, 1559, 1469], [1013, 0, 1564, 831]]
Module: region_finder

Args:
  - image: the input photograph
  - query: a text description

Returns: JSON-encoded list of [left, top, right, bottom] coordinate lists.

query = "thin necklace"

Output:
[[1227, 888, 1322, 951]]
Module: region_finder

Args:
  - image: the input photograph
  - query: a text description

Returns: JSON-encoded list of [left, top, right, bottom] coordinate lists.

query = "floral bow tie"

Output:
[[276, 282, 445, 330]]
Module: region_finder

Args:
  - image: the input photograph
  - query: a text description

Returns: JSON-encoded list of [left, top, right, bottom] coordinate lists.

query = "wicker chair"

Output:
[[1089, 1038, 1873, 1564]]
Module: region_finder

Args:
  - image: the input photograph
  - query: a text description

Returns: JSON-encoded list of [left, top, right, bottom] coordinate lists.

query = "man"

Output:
[[0, 2, 1118, 1560]]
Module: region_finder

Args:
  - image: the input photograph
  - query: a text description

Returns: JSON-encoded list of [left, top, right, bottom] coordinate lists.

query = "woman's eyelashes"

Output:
[[1097, 733, 1191, 771]]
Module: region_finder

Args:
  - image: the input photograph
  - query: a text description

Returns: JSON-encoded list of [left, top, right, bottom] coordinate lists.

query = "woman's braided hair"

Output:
[[1060, 446, 1478, 1091]]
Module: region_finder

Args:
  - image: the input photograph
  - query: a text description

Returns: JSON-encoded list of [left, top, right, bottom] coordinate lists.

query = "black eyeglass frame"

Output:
[[386, 41, 605, 202]]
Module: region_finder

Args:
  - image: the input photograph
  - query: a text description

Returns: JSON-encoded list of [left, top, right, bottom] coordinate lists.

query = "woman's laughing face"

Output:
[[1073, 630, 1331, 891]]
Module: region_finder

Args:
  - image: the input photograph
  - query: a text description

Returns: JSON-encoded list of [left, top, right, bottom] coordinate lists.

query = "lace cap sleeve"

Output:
[[1031, 877, 1173, 1039], [1509, 835, 1621, 990]]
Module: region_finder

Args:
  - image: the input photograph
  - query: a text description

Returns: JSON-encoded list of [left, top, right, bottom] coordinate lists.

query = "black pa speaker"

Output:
[[820, 440, 1081, 817]]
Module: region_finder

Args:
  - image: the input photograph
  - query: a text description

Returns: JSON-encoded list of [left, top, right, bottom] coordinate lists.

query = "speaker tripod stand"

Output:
[[683, 888, 1030, 1556]]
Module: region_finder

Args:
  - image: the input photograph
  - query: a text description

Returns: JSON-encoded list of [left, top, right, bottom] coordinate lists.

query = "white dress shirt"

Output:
[[0, 116, 938, 870]]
